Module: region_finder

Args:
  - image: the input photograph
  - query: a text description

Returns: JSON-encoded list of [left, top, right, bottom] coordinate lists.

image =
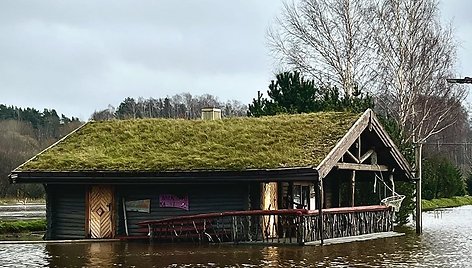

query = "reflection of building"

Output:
[[10, 109, 413, 244], [46, 242, 120, 267]]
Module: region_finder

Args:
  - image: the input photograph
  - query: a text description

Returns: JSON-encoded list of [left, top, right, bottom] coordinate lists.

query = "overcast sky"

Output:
[[1, 1, 471, 120]]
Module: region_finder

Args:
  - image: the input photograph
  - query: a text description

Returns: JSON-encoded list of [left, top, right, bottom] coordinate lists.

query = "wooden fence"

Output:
[[136, 205, 393, 245]]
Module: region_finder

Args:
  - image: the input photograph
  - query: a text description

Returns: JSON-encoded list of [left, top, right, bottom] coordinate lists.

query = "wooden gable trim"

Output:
[[368, 111, 413, 179], [11, 121, 90, 173], [316, 110, 370, 178], [316, 109, 413, 180]]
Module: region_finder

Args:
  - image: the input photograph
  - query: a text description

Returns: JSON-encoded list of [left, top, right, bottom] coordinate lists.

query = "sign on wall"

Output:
[[159, 194, 189, 210], [125, 199, 151, 213]]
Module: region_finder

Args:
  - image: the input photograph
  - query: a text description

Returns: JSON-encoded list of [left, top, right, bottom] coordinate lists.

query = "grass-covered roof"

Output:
[[17, 112, 361, 172]]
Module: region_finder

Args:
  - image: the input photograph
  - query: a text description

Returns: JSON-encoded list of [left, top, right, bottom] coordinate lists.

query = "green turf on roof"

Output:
[[18, 112, 360, 172]]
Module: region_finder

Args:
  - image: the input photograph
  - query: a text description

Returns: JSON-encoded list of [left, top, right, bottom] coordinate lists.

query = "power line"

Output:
[[446, 77, 472, 84], [424, 142, 472, 146]]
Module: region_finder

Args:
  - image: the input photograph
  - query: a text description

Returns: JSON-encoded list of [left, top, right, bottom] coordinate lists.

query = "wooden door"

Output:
[[88, 185, 114, 238]]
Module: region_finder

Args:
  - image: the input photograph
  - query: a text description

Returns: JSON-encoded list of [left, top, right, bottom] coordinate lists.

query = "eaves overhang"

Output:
[[9, 167, 319, 184]]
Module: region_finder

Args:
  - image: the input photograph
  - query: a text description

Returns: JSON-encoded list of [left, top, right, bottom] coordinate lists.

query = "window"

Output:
[[292, 184, 313, 209]]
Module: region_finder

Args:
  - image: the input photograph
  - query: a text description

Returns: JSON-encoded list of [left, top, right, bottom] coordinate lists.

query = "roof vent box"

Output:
[[201, 108, 222, 120]]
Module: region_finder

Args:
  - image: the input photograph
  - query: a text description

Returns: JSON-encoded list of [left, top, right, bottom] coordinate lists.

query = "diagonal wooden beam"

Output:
[[345, 150, 360, 163], [359, 149, 375, 163]]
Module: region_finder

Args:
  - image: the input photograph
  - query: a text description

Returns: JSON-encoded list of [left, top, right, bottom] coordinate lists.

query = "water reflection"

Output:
[[0, 244, 48, 268], [1, 206, 472, 267]]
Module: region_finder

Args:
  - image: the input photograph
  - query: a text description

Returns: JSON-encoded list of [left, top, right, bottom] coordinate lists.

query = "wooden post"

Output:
[[415, 143, 423, 234], [232, 216, 238, 243], [350, 170, 356, 207], [122, 197, 129, 236], [297, 215, 305, 245], [318, 176, 324, 245], [350, 137, 361, 207], [389, 173, 395, 196]]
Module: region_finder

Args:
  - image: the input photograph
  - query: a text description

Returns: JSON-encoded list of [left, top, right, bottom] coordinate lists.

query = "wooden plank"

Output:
[[305, 232, 404, 246], [335, 163, 388, 172]]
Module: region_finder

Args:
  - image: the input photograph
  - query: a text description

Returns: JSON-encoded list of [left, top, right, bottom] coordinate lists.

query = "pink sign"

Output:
[[159, 194, 189, 210]]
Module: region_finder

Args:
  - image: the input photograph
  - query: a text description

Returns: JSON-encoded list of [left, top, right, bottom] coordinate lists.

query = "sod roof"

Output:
[[17, 112, 361, 172]]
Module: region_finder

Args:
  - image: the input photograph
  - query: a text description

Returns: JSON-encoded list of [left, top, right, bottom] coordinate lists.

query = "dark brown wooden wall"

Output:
[[115, 183, 250, 236], [45, 184, 87, 240]]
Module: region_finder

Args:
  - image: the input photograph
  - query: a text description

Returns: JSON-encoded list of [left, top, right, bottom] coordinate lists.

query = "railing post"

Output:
[[232, 216, 238, 244], [147, 224, 153, 241], [297, 215, 305, 245]]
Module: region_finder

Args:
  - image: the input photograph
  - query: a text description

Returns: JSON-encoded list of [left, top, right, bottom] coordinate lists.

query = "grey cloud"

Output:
[[1, 0, 469, 119], [0, 0, 283, 119]]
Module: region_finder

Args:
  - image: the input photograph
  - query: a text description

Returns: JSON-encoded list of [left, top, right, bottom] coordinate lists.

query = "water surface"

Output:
[[1, 206, 472, 267]]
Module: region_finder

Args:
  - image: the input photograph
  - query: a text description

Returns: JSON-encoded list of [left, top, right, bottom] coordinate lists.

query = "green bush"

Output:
[[0, 219, 46, 234], [422, 156, 466, 200]]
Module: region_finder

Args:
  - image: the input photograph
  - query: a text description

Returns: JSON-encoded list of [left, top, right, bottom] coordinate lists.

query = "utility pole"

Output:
[[411, 76, 472, 235], [412, 100, 422, 234], [415, 142, 422, 234]]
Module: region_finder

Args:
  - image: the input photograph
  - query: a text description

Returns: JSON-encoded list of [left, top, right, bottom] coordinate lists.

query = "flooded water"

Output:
[[0, 204, 46, 220], [1, 206, 472, 267]]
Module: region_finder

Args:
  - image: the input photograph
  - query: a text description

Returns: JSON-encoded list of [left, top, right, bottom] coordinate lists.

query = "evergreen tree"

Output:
[[115, 97, 140, 119], [422, 157, 466, 200], [248, 71, 373, 117]]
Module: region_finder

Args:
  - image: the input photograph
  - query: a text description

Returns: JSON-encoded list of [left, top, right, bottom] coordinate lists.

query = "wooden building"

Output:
[[9, 109, 414, 243]]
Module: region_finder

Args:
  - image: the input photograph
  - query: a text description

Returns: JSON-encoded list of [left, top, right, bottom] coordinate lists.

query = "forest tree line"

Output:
[[91, 93, 248, 121], [0, 105, 81, 198]]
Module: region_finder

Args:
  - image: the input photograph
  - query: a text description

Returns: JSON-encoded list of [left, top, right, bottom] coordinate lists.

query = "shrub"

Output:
[[422, 156, 466, 200]]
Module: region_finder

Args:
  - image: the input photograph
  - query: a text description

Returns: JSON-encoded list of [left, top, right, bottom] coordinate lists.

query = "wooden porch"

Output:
[[132, 205, 393, 245]]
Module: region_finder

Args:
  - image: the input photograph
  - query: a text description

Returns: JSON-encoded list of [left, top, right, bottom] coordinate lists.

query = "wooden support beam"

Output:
[[345, 150, 359, 163], [357, 137, 361, 160], [317, 177, 324, 245], [352, 137, 360, 207], [359, 149, 375, 163], [350, 170, 355, 207], [335, 163, 389, 172]]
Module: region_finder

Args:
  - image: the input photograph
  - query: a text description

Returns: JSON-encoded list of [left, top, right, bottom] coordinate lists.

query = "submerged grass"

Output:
[[19, 112, 360, 172], [422, 196, 472, 211], [0, 219, 46, 234]]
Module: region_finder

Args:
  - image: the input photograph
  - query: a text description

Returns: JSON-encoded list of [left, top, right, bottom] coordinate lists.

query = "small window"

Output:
[[292, 184, 311, 209]]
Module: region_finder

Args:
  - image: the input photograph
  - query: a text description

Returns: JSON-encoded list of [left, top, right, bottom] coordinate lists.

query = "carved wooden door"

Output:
[[89, 185, 114, 238]]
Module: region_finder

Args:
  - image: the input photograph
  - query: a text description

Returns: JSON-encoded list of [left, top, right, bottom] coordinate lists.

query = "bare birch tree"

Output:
[[270, 0, 466, 145], [268, 0, 375, 96], [370, 0, 466, 144]]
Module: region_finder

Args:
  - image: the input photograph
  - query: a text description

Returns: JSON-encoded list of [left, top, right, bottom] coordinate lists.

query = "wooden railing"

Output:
[[136, 205, 393, 245], [301, 205, 394, 243]]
